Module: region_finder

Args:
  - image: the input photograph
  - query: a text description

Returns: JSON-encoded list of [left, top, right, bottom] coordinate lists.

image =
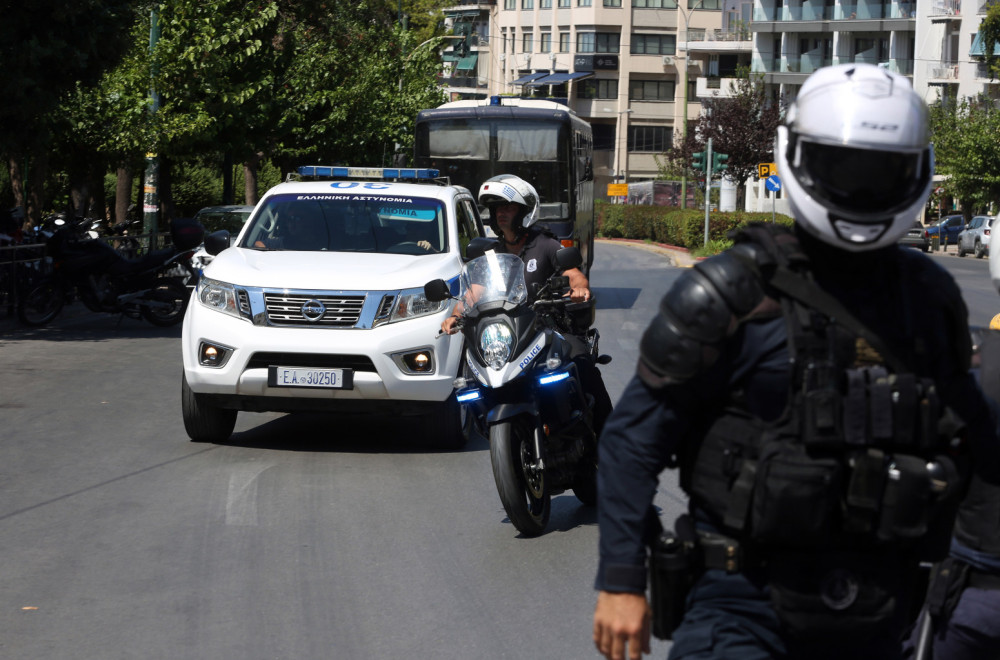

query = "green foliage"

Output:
[[595, 200, 793, 255], [930, 95, 1000, 212], [981, 3, 1000, 80], [692, 238, 734, 258]]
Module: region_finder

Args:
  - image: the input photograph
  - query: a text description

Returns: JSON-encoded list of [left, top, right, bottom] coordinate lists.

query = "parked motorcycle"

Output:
[[17, 216, 203, 327], [424, 240, 611, 536]]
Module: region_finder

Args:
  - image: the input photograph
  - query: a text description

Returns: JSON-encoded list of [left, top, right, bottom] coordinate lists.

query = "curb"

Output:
[[597, 237, 700, 268]]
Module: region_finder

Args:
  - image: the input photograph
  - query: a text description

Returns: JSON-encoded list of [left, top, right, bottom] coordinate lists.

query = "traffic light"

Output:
[[712, 152, 729, 174], [692, 151, 706, 172]]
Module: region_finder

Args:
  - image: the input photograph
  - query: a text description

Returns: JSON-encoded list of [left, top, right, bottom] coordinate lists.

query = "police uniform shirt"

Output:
[[495, 228, 562, 298]]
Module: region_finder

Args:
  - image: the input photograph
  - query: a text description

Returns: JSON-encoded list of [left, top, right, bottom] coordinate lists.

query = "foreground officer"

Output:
[[592, 63, 1000, 660]]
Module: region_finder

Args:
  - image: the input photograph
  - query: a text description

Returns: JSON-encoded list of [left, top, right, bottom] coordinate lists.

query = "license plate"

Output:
[[268, 366, 353, 389]]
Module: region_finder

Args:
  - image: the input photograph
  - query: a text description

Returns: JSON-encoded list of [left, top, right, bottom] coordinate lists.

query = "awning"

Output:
[[524, 71, 595, 86], [970, 31, 1000, 57], [455, 54, 478, 71], [511, 72, 549, 85]]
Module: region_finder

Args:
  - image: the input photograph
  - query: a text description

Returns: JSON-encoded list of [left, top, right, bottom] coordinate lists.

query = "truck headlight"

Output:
[[390, 287, 446, 322], [197, 277, 241, 319]]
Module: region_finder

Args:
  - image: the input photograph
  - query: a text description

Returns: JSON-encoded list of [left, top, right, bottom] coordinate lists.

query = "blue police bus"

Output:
[[414, 96, 596, 273]]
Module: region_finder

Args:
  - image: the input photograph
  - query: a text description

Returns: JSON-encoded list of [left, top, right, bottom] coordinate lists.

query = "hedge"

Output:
[[596, 200, 794, 255]]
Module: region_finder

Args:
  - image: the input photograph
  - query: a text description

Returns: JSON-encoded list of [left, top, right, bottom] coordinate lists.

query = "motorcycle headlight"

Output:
[[480, 321, 514, 370], [390, 287, 447, 322], [197, 277, 241, 319]]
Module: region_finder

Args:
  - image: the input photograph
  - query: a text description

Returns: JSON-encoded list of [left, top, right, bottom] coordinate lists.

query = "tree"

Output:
[[929, 95, 1000, 215], [0, 0, 137, 223], [979, 2, 1000, 80], [694, 68, 783, 208]]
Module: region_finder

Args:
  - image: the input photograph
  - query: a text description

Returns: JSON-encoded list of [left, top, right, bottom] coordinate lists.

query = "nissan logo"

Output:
[[301, 299, 326, 322]]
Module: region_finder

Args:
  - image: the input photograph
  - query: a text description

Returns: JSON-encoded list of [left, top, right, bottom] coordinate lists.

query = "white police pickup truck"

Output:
[[181, 166, 487, 448]]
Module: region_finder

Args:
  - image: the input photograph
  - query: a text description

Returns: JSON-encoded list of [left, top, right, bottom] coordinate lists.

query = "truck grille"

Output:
[[263, 293, 366, 327]]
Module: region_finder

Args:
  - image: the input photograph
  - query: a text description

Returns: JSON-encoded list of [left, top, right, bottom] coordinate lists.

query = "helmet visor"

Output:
[[790, 139, 930, 216]]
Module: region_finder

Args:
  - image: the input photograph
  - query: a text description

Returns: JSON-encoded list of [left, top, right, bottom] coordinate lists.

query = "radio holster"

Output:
[[648, 515, 702, 640]]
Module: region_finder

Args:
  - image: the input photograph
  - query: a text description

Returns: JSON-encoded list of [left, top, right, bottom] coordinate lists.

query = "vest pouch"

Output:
[[750, 440, 843, 547], [876, 454, 931, 543], [685, 412, 757, 520], [802, 387, 844, 450], [648, 525, 702, 641]]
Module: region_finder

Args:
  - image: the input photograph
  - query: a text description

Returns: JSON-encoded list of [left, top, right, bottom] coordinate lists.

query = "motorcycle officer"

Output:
[[592, 63, 1000, 660], [441, 174, 613, 436]]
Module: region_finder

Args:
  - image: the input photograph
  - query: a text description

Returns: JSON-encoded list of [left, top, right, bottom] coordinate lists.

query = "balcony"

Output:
[[927, 61, 960, 80], [782, 53, 833, 73], [929, 0, 962, 19]]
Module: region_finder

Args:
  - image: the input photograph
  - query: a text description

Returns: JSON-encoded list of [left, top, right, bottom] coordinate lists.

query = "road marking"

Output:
[[225, 463, 272, 526]]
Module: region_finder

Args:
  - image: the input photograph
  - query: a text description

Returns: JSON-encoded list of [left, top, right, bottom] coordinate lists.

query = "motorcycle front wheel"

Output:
[[17, 278, 65, 326], [140, 278, 189, 327], [490, 418, 550, 536]]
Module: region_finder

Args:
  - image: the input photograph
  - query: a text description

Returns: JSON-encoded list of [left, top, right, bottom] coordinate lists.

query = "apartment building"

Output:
[[441, 0, 753, 200], [912, 0, 1000, 104]]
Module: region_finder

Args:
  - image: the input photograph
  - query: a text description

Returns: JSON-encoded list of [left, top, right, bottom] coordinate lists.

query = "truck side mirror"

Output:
[[204, 230, 231, 256]]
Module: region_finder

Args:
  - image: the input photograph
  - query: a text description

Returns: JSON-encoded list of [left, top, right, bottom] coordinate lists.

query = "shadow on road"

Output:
[[1, 312, 181, 342], [592, 286, 641, 310], [215, 410, 490, 455]]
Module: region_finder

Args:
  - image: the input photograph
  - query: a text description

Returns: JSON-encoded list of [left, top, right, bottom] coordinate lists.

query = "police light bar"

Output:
[[297, 166, 440, 180], [538, 371, 571, 386], [456, 388, 482, 403]]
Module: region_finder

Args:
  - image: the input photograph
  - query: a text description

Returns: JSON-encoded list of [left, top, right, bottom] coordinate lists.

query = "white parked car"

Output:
[[956, 215, 994, 259], [181, 166, 488, 448]]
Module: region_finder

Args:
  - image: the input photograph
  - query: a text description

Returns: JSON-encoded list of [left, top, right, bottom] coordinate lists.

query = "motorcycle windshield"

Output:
[[459, 251, 527, 309]]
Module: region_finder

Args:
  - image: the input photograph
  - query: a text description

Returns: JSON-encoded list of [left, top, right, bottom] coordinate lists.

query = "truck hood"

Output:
[[202, 248, 460, 291]]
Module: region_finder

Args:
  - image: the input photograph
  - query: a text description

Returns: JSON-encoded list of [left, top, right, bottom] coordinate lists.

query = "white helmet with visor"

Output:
[[478, 174, 540, 236], [777, 63, 934, 251]]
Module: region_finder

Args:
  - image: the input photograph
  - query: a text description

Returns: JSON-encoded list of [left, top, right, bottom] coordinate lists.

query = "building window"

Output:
[[578, 0, 592, 6], [505, 0, 515, 9], [540, 33, 552, 53], [628, 126, 672, 152], [559, 32, 571, 51], [689, 0, 721, 7], [577, 32, 620, 53], [523, 32, 534, 53], [522, 0, 534, 8], [541, 0, 552, 6], [630, 79, 676, 101], [604, 0, 622, 5], [634, 0, 678, 6], [559, 0, 571, 6], [631, 35, 677, 55], [579, 79, 619, 99]]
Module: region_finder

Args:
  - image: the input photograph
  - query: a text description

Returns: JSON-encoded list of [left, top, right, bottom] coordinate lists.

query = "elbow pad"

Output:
[[638, 246, 766, 387]]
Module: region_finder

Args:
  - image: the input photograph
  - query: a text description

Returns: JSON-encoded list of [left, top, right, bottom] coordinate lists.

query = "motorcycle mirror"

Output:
[[204, 230, 231, 256], [424, 279, 451, 302], [466, 236, 500, 261], [555, 246, 583, 270]]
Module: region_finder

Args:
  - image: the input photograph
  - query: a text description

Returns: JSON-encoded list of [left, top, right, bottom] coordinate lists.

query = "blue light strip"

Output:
[[297, 166, 440, 180], [457, 389, 482, 403], [538, 371, 570, 386]]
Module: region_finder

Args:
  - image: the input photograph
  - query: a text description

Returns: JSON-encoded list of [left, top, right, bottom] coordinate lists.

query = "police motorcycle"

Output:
[[17, 215, 203, 326], [424, 239, 609, 536]]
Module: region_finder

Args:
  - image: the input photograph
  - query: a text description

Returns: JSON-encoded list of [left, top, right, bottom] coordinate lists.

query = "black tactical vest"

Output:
[[680, 225, 969, 561]]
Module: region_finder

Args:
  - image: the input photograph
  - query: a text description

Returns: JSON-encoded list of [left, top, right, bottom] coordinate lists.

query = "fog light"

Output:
[[393, 349, 435, 375], [198, 341, 233, 368]]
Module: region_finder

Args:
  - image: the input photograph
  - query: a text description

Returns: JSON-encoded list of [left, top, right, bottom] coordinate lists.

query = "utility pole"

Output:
[[142, 9, 161, 250], [704, 137, 712, 247]]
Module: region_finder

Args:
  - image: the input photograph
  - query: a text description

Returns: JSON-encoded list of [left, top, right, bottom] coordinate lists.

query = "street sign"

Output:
[[758, 162, 777, 179], [607, 183, 628, 196], [765, 175, 782, 192]]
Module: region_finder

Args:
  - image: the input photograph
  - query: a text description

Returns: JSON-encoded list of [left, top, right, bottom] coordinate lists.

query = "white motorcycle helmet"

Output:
[[777, 63, 934, 251], [989, 228, 1000, 329], [478, 174, 540, 236]]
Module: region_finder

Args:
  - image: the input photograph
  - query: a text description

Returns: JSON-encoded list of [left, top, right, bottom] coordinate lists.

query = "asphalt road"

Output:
[[0, 241, 993, 660]]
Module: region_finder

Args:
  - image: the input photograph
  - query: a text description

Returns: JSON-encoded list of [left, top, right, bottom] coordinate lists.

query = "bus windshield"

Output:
[[416, 118, 569, 204]]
